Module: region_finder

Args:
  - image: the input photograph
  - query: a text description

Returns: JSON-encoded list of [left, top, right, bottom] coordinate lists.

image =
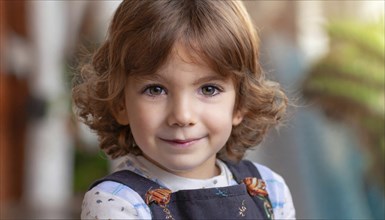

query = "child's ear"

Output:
[[232, 109, 245, 126], [114, 104, 129, 125]]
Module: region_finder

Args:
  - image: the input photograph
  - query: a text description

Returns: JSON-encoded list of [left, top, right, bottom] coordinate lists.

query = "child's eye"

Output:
[[143, 85, 167, 96], [200, 85, 222, 96]]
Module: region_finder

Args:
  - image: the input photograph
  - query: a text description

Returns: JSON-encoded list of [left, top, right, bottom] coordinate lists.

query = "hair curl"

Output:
[[72, 0, 287, 161]]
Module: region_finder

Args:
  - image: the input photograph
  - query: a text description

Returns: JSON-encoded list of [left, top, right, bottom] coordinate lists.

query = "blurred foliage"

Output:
[[73, 148, 109, 193], [303, 19, 384, 189]]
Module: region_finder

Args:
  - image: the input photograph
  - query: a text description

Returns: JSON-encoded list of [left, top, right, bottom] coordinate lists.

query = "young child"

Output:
[[73, 0, 295, 219]]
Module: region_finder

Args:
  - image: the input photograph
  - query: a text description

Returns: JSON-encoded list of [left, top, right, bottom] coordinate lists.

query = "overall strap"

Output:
[[88, 169, 163, 198], [224, 160, 262, 182], [224, 160, 274, 219]]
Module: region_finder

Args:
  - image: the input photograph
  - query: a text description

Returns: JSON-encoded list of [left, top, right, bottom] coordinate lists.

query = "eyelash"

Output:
[[140, 83, 224, 97], [142, 84, 167, 97], [199, 84, 223, 97]]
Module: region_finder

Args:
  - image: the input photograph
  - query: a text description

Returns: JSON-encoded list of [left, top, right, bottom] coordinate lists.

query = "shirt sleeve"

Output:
[[81, 181, 152, 219], [253, 163, 296, 219]]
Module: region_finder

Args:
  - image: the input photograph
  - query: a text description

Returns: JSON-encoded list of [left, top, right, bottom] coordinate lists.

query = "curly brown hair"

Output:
[[72, 0, 287, 162]]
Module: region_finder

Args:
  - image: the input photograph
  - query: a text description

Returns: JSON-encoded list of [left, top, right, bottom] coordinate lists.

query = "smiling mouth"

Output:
[[159, 137, 203, 147]]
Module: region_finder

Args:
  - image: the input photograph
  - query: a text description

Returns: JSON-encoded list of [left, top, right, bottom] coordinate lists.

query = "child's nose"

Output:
[[166, 95, 197, 127]]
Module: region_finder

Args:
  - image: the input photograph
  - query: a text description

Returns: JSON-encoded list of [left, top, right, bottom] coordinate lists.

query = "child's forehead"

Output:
[[130, 45, 230, 82]]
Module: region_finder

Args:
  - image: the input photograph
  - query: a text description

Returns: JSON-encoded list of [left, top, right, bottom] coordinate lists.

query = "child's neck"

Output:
[[143, 155, 220, 179], [173, 164, 221, 179]]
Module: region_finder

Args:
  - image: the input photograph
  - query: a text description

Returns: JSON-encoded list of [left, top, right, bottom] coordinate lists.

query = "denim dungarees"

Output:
[[90, 160, 274, 219]]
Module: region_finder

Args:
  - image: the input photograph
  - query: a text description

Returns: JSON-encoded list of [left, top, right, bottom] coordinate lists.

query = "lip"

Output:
[[159, 137, 203, 148]]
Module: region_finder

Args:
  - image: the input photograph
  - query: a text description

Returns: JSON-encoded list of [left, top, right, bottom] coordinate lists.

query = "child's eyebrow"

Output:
[[132, 73, 166, 82], [193, 75, 228, 85], [133, 73, 226, 84]]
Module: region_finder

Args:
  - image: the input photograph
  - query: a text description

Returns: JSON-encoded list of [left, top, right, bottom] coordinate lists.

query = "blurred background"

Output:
[[0, 0, 384, 219]]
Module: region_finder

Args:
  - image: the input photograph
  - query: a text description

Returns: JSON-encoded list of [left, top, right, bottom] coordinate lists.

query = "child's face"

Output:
[[116, 45, 244, 179]]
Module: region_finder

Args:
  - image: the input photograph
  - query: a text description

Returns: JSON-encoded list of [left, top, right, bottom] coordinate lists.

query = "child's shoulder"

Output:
[[246, 160, 296, 219], [246, 160, 288, 195], [81, 181, 151, 219], [88, 180, 142, 202], [250, 161, 286, 184], [229, 159, 287, 184]]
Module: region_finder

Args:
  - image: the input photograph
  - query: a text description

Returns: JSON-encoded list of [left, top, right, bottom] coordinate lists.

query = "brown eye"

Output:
[[149, 86, 163, 95], [200, 85, 221, 96], [143, 85, 166, 96]]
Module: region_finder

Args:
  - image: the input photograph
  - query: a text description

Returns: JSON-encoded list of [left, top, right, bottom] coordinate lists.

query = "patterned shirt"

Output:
[[81, 155, 296, 219]]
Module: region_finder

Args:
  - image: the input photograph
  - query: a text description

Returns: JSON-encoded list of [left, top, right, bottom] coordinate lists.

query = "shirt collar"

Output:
[[118, 154, 234, 192]]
